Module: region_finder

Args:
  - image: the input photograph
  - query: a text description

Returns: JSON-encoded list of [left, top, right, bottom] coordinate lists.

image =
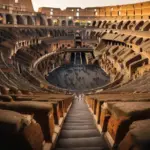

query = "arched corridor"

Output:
[[39, 16, 46, 25], [75, 22, 80, 26], [92, 21, 96, 27], [16, 15, 24, 25], [26, 16, 34, 25], [47, 19, 53, 26], [62, 20, 66, 26], [68, 20, 73, 26], [6, 14, 14, 24]]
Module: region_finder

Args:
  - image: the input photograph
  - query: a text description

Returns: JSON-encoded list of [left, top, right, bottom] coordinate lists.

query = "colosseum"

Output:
[[0, 0, 150, 150]]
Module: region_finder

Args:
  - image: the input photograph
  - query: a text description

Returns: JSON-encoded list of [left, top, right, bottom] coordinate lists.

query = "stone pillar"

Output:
[[13, 15, 17, 25], [74, 52, 76, 65], [80, 52, 82, 65], [22, 16, 27, 25]]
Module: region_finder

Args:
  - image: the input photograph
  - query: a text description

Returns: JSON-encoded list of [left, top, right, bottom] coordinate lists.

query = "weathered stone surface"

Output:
[[0, 109, 44, 150], [106, 102, 150, 146], [119, 119, 150, 150]]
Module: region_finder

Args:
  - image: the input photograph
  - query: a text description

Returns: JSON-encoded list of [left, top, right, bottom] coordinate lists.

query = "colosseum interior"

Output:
[[0, 0, 150, 150]]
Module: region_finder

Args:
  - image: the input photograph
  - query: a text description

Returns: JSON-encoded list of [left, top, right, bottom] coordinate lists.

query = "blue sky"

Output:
[[32, 0, 149, 11]]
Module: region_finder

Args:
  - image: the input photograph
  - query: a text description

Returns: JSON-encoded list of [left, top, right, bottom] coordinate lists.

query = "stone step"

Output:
[[65, 118, 93, 121], [62, 124, 96, 130], [54, 98, 109, 150], [63, 122, 95, 125], [66, 116, 93, 119], [64, 119, 93, 123], [59, 129, 100, 138], [55, 147, 108, 150], [56, 137, 108, 148]]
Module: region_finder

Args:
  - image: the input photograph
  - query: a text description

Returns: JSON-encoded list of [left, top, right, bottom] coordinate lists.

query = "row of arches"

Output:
[[0, 14, 46, 26], [4, 15, 77, 26], [47, 19, 75, 26], [47, 19, 91, 27], [91, 20, 150, 31], [0, 13, 96, 26], [3, 14, 32, 25]]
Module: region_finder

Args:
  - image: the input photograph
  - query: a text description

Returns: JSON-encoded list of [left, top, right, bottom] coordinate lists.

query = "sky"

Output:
[[32, 0, 149, 11]]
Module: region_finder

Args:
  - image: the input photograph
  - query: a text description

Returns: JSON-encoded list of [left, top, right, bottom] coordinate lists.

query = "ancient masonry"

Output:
[[0, 0, 149, 150]]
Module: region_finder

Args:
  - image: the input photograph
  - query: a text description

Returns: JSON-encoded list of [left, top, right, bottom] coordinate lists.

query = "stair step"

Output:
[[56, 137, 108, 148], [68, 113, 90, 115], [55, 147, 108, 150], [59, 129, 100, 138], [63, 122, 95, 125], [62, 124, 96, 130], [67, 115, 92, 118], [64, 119, 93, 123], [54, 97, 109, 150]]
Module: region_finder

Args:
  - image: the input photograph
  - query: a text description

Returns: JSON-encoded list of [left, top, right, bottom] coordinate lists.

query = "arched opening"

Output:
[[68, 20, 73, 26], [53, 19, 59, 26], [101, 20, 107, 28], [92, 21, 96, 27], [128, 21, 136, 30], [16, 15, 24, 25], [122, 21, 131, 29], [135, 21, 144, 30], [75, 22, 80, 26], [105, 21, 112, 28], [6, 14, 14, 24], [40, 16, 46, 25], [47, 19, 53, 26], [95, 32, 100, 39], [109, 30, 113, 33], [58, 30, 62, 36], [26, 16, 33, 25], [97, 21, 102, 28], [49, 30, 53, 37], [117, 21, 124, 29], [61, 20, 66, 26], [62, 30, 66, 36]]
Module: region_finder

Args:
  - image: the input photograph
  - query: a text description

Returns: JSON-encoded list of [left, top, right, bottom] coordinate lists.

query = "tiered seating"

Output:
[[0, 28, 70, 94], [88, 23, 150, 91], [0, 109, 44, 150], [95, 20, 150, 31], [119, 119, 150, 150], [0, 61, 44, 93], [0, 92, 73, 149], [0, 1, 150, 150], [86, 93, 150, 149]]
